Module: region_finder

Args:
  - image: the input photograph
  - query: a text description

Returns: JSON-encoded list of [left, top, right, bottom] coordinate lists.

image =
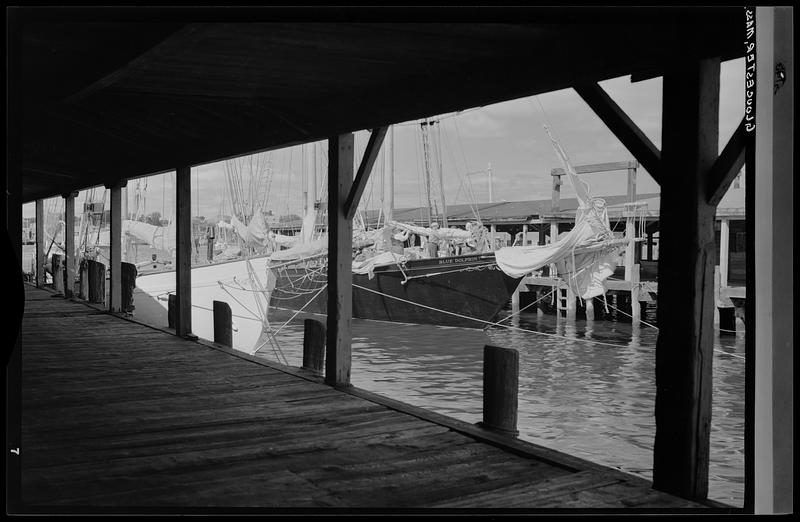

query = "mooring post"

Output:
[[213, 300, 233, 347], [479, 345, 519, 437], [167, 294, 176, 329], [121, 262, 137, 314], [302, 318, 326, 374], [51, 254, 64, 295], [87, 260, 106, 304]]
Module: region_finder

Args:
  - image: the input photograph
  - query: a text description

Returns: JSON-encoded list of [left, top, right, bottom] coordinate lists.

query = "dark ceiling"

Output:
[[8, 7, 744, 202]]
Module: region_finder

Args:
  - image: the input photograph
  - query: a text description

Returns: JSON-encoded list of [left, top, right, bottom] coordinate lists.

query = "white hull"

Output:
[[134, 255, 274, 353]]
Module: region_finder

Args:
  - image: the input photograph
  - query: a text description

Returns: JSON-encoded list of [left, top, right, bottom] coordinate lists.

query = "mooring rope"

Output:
[[352, 283, 636, 349]]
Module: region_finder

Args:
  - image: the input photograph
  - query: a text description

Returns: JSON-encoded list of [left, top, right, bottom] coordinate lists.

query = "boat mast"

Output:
[[421, 119, 434, 226], [434, 120, 448, 228], [384, 125, 394, 224]]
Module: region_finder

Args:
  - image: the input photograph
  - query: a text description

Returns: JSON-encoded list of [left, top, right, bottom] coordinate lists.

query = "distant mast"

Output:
[[384, 125, 394, 224], [487, 162, 494, 203]]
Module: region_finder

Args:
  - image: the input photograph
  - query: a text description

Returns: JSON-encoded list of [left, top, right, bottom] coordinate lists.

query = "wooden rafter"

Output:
[[574, 83, 663, 184], [706, 118, 746, 206], [344, 126, 388, 220]]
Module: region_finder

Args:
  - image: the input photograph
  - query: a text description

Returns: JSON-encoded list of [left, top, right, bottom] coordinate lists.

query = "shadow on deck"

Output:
[[16, 284, 732, 513]]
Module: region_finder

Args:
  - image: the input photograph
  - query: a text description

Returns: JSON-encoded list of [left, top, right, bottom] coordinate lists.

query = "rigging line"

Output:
[[268, 284, 328, 339], [351, 282, 637, 349]]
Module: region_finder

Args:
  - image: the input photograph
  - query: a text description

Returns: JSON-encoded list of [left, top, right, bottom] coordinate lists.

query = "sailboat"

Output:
[[266, 122, 628, 329]]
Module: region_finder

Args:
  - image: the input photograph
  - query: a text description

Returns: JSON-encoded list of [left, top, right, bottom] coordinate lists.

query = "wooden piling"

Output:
[[51, 254, 64, 295], [87, 260, 105, 304], [168, 294, 176, 329], [121, 262, 137, 313], [479, 345, 519, 437], [718, 307, 736, 335], [511, 284, 521, 315], [565, 284, 577, 321], [585, 296, 595, 321], [302, 318, 326, 374], [631, 264, 641, 324], [78, 259, 89, 300], [213, 300, 233, 347]]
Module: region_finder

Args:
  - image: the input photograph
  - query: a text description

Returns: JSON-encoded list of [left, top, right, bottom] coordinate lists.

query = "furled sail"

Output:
[[123, 220, 174, 252], [494, 126, 627, 299]]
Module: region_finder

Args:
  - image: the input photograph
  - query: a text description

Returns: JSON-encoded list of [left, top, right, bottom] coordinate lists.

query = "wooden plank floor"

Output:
[[18, 285, 723, 512]]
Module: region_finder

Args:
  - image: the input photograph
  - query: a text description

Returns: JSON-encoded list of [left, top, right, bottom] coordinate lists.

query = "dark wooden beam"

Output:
[[706, 118, 746, 207], [326, 133, 354, 387], [175, 165, 192, 338], [344, 127, 388, 220], [574, 83, 663, 184], [652, 57, 720, 501], [550, 160, 638, 176]]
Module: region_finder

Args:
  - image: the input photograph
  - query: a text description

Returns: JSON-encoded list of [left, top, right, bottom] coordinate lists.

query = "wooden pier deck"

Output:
[[16, 285, 729, 513]]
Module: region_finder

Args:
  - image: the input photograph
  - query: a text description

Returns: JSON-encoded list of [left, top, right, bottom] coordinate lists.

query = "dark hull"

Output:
[[269, 253, 522, 328]]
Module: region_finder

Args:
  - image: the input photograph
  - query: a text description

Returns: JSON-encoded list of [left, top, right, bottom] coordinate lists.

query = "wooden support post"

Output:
[[302, 318, 326, 375], [549, 222, 558, 276], [713, 265, 721, 325], [213, 300, 233, 347], [646, 231, 654, 261], [175, 166, 193, 338], [753, 7, 793, 513], [490, 224, 497, 250], [719, 218, 730, 289], [652, 57, 719, 501], [551, 174, 562, 213], [35, 199, 44, 287], [479, 345, 519, 437], [121, 262, 137, 313], [107, 181, 124, 313], [631, 264, 641, 324], [522, 224, 528, 245], [585, 296, 595, 321], [538, 225, 546, 246], [624, 163, 637, 280], [87, 260, 105, 304], [51, 254, 64, 295], [63, 192, 77, 298], [326, 133, 354, 387]]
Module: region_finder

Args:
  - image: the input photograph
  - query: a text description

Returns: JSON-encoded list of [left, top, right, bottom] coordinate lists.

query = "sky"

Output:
[[25, 58, 745, 222]]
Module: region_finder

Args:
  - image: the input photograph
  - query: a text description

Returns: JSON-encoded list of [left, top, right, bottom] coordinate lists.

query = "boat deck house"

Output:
[[7, 7, 792, 513]]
